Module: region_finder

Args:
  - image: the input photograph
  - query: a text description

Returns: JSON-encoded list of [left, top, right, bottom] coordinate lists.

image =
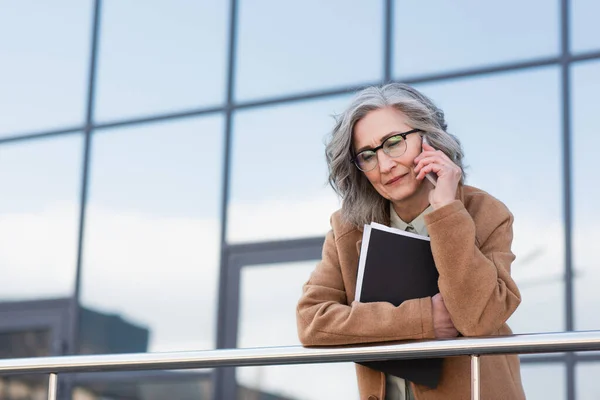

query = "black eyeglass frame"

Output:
[[351, 128, 423, 171]]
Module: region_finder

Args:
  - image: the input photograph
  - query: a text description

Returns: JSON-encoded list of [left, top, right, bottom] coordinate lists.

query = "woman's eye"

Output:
[[360, 152, 375, 162], [386, 136, 403, 148]]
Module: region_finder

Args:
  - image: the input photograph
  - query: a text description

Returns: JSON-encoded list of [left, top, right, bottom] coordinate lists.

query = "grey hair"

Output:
[[325, 82, 466, 228]]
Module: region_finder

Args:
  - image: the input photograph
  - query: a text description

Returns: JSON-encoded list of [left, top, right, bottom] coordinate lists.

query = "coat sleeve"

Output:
[[296, 226, 436, 347], [425, 198, 521, 337]]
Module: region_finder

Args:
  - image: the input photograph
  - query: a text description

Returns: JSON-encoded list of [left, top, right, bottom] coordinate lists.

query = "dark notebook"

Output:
[[355, 222, 442, 388]]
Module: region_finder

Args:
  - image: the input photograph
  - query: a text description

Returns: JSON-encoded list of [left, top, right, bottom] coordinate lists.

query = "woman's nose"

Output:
[[377, 151, 396, 173]]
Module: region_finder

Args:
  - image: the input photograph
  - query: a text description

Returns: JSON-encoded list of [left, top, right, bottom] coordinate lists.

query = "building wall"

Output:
[[1, 1, 600, 399]]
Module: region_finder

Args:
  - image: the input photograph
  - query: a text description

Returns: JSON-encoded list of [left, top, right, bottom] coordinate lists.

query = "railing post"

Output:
[[471, 355, 480, 400], [48, 373, 58, 400]]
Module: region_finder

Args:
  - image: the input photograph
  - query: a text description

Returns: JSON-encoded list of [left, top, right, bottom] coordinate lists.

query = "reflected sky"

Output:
[[571, 0, 600, 54], [228, 96, 349, 242], [521, 363, 566, 400], [1, 1, 600, 398], [0, 135, 82, 300], [572, 59, 600, 331], [394, 0, 559, 77], [235, 0, 383, 101], [0, 0, 92, 136], [237, 262, 359, 400], [78, 116, 225, 352], [94, 0, 228, 122]]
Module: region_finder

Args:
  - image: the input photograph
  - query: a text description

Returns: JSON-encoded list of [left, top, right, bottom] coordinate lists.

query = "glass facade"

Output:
[[0, 1, 599, 399]]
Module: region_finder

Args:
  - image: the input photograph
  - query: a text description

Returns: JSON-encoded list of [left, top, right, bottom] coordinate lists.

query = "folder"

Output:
[[355, 222, 442, 388]]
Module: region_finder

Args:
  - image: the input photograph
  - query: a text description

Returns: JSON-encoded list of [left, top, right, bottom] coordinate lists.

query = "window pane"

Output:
[[74, 372, 212, 400], [0, 375, 49, 399], [573, 60, 600, 331], [415, 67, 564, 333], [235, 0, 383, 101], [94, 1, 228, 122], [394, 0, 559, 77], [237, 262, 359, 400], [576, 362, 600, 400], [0, 1, 91, 136], [80, 116, 224, 353], [0, 136, 82, 300], [0, 329, 50, 359], [571, 0, 600, 53], [228, 97, 349, 243], [521, 363, 565, 400]]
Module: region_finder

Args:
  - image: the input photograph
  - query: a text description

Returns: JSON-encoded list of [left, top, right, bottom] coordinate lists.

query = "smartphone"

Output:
[[421, 136, 438, 187]]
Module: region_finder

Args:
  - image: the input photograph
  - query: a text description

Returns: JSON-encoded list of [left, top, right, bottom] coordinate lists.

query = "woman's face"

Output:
[[352, 106, 426, 206]]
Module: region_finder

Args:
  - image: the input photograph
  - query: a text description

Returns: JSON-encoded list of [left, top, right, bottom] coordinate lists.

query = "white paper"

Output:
[[354, 224, 371, 302]]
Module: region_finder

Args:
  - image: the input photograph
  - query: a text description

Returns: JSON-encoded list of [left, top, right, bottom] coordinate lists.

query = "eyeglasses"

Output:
[[351, 128, 422, 172]]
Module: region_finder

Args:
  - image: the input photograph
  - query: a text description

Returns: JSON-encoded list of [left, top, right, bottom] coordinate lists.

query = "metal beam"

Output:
[[1, 331, 600, 374]]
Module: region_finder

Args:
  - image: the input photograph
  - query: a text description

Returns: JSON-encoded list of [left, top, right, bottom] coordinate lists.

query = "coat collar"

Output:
[[355, 184, 465, 255]]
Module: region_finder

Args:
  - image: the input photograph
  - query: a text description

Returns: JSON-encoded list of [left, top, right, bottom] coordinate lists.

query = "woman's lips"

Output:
[[385, 173, 408, 185]]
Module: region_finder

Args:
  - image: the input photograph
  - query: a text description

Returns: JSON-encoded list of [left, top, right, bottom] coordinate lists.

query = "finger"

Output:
[[416, 164, 442, 180], [416, 162, 444, 180], [422, 141, 436, 151], [414, 154, 446, 171], [418, 159, 461, 181], [414, 150, 438, 164], [430, 148, 454, 165], [418, 146, 454, 166]]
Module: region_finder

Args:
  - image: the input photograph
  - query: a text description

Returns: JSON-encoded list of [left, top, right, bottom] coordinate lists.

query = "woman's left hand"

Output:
[[414, 141, 462, 210]]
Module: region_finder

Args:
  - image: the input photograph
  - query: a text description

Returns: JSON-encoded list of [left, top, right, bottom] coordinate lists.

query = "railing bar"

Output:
[[0, 331, 600, 375], [471, 355, 480, 400], [48, 373, 58, 400]]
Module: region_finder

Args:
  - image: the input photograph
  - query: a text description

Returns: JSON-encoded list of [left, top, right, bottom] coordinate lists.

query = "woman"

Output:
[[296, 83, 525, 400]]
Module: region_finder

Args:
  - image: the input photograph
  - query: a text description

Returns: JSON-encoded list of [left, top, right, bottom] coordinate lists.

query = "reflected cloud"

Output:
[[0, 203, 78, 299], [227, 193, 341, 243]]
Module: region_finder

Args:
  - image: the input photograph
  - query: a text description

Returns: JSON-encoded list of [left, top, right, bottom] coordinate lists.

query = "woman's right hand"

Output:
[[432, 293, 459, 338]]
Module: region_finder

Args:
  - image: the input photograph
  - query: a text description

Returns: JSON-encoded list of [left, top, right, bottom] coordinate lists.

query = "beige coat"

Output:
[[296, 186, 526, 400]]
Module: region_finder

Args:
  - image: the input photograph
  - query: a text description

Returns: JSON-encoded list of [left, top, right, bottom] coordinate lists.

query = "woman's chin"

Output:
[[388, 181, 424, 203]]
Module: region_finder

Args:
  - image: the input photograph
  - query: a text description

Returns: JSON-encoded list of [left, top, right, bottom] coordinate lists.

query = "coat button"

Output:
[[367, 396, 378, 400]]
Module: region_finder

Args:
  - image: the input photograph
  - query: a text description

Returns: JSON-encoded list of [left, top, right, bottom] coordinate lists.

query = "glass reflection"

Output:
[[394, 0, 559, 77], [235, 0, 382, 101], [237, 262, 359, 400], [80, 116, 224, 353], [415, 67, 564, 333], [73, 372, 212, 400], [0, 1, 91, 136], [94, 0, 228, 122], [572, 60, 600, 331], [0, 330, 51, 400], [0, 135, 82, 301], [571, 0, 600, 54], [228, 97, 349, 243], [521, 363, 565, 400], [576, 362, 600, 400]]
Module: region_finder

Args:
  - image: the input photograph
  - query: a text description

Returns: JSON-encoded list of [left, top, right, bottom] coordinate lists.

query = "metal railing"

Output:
[[2, 331, 600, 400]]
